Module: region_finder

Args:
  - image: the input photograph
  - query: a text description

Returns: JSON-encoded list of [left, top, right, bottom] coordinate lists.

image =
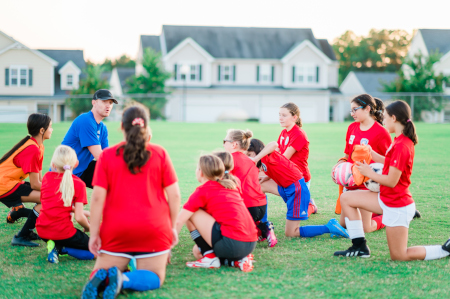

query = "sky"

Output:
[[1, 0, 449, 63]]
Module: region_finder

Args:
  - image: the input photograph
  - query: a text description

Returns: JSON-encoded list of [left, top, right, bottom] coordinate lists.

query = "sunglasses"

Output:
[[349, 106, 363, 114], [223, 139, 233, 144]]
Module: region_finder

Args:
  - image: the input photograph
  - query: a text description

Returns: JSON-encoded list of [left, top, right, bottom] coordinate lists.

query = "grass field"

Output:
[[0, 121, 449, 299]]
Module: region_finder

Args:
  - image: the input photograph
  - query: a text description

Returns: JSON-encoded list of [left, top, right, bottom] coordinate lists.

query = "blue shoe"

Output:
[[59, 247, 69, 256], [81, 269, 108, 299], [47, 240, 59, 264], [325, 219, 349, 238], [103, 267, 123, 299]]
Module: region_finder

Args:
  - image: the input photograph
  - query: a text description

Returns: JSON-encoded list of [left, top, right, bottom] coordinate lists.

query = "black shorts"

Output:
[[211, 222, 256, 260], [79, 160, 96, 189], [42, 228, 89, 251], [0, 182, 33, 208], [247, 205, 267, 223]]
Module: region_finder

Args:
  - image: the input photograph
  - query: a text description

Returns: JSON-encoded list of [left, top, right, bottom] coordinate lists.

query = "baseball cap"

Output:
[[93, 89, 118, 104]]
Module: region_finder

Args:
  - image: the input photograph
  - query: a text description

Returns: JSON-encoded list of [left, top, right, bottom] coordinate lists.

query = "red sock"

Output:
[[89, 269, 98, 279], [372, 215, 385, 230], [307, 203, 315, 216]]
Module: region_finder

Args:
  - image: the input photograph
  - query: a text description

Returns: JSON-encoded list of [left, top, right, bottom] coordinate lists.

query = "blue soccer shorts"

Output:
[[278, 178, 311, 221]]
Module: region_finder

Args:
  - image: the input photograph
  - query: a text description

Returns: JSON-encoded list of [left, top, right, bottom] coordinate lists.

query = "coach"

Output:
[[61, 89, 117, 188]]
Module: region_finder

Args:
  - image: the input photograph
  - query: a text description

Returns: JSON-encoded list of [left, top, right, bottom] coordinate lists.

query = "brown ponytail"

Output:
[[281, 102, 302, 127], [373, 97, 385, 125], [227, 129, 253, 150], [248, 138, 265, 168], [116, 103, 151, 174], [213, 151, 240, 186], [198, 154, 237, 190], [351, 94, 383, 125], [386, 100, 418, 145]]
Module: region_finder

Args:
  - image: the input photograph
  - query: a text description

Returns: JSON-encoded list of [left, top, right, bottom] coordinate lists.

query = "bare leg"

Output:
[[285, 220, 301, 237], [192, 245, 202, 259], [340, 191, 383, 221], [189, 209, 217, 246], [136, 253, 170, 285], [360, 209, 378, 233], [385, 227, 426, 261], [261, 179, 279, 196], [21, 190, 41, 204], [93, 253, 130, 272]]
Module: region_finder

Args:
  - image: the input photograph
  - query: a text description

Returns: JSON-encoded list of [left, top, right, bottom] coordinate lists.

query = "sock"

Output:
[[307, 203, 315, 217], [352, 237, 366, 248], [16, 206, 32, 218], [122, 270, 160, 291], [17, 208, 38, 237], [299, 225, 330, 238], [424, 245, 450, 260], [261, 200, 268, 223], [257, 221, 269, 238], [344, 217, 365, 239], [372, 215, 385, 230], [64, 247, 95, 260], [190, 230, 212, 255]]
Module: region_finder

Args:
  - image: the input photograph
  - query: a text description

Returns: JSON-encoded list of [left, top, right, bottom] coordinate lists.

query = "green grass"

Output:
[[0, 121, 449, 299]]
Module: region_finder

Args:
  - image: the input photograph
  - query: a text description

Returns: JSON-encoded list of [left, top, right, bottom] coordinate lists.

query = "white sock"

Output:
[[424, 245, 450, 260], [344, 217, 365, 239]]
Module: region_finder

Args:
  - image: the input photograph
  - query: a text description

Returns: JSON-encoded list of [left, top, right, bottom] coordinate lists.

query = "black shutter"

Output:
[[256, 65, 260, 82], [5, 68, 9, 86], [316, 66, 319, 83], [292, 66, 295, 82], [29, 69, 33, 86], [174, 64, 177, 81], [198, 65, 202, 81], [271, 66, 275, 82], [233, 65, 236, 81], [218, 65, 221, 81]]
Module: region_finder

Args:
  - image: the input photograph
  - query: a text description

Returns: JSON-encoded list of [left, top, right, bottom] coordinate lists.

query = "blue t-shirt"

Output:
[[61, 111, 109, 177]]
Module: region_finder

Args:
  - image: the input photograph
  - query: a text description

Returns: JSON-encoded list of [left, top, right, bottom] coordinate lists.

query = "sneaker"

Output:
[[310, 198, 318, 214], [6, 204, 24, 224], [11, 234, 39, 247], [103, 267, 123, 299], [28, 231, 41, 241], [266, 222, 278, 248], [256, 223, 266, 242], [334, 243, 371, 258], [413, 210, 421, 219], [442, 238, 450, 253], [47, 240, 59, 264], [186, 253, 220, 269], [81, 269, 108, 299], [234, 255, 254, 272], [325, 219, 349, 238]]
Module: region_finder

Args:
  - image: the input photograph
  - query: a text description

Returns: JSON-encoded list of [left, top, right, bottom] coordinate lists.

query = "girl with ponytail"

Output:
[[83, 103, 181, 297], [176, 154, 257, 272], [334, 100, 450, 260], [36, 145, 93, 263]]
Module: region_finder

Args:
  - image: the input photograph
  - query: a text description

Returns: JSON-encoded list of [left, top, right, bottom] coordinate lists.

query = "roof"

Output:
[[317, 39, 336, 60], [116, 67, 135, 89], [101, 71, 112, 82], [37, 49, 86, 72], [140, 35, 161, 53], [158, 25, 336, 60], [352, 72, 398, 93], [419, 29, 450, 55]]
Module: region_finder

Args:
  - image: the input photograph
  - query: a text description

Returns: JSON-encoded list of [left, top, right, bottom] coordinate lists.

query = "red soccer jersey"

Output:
[[277, 126, 311, 182], [230, 152, 266, 208], [344, 121, 391, 190], [93, 142, 178, 253], [183, 180, 257, 242], [261, 151, 303, 188], [36, 172, 87, 240], [13, 137, 43, 174], [380, 134, 415, 207]]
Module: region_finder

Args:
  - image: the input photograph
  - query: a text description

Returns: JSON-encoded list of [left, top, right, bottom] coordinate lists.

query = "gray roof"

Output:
[[140, 35, 161, 53], [318, 39, 336, 60], [116, 67, 135, 89], [101, 71, 112, 82], [159, 25, 337, 60], [37, 49, 86, 72], [419, 29, 450, 56], [353, 72, 398, 93]]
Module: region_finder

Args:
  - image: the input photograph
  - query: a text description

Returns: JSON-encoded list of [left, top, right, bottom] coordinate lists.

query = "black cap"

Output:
[[93, 89, 118, 104]]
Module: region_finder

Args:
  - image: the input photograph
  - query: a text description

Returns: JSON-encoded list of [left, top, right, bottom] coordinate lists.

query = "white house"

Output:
[[137, 25, 340, 123], [109, 67, 135, 96], [0, 30, 86, 122]]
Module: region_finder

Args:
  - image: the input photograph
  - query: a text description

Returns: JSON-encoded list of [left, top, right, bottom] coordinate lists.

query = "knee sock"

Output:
[[64, 247, 94, 260], [261, 200, 268, 223], [344, 217, 365, 240], [257, 221, 269, 238], [372, 215, 385, 230], [16, 206, 32, 218], [190, 230, 212, 255], [17, 208, 39, 237], [122, 270, 160, 291], [299, 225, 330, 238], [424, 245, 450, 260]]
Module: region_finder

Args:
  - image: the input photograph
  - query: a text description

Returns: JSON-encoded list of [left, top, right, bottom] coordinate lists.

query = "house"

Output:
[[0, 30, 85, 122], [109, 67, 135, 96], [137, 25, 339, 123]]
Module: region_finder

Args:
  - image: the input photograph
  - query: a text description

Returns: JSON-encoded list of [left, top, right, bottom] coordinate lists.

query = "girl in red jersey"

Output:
[[0, 113, 52, 247], [176, 154, 257, 272], [36, 145, 93, 263], [223, 129, 278, 247], [335, 101, 450, 260], [82, 104, 181, 298], [247, 139, 348, 239]]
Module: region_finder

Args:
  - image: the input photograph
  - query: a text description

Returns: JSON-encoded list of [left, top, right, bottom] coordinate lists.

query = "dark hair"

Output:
[[280, 102, 302, 127], [248, 138, 265, 168], [213, 151, 240, 187], [116, 104, 151, 174], [385, 100, 418, 145], [0, 113, 51, 165], [351, 94, 384, 125]]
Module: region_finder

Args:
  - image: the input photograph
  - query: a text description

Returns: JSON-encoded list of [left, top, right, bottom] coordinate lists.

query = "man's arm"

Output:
[[87, 145, 102, 160]]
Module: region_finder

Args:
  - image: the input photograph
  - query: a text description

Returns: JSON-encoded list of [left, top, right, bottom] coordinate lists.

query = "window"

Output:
[[8, 66, 28, 86], [67, 74, 73, 86], [11, 69, 18, 86], [293, 65, 319, 84], [218, 65, 235, 82], [259, 65, 272, 82], [175, 63, 202, 82]]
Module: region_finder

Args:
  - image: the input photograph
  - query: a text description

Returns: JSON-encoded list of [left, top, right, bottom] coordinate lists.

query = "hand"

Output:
[[83, 226, 90, 233], [167, 250, 172, 265], [355, 160, 373, 177], [259, 176, 270, 184], [89, 234, 101, 258], [170, 228, 179, 249], [248, 157, 256, 163]]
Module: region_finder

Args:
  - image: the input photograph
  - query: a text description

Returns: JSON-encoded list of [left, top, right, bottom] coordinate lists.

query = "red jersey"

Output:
[[36, 172, 87, 240], [184, 180, 257, 242], [230, 152, 266, 208], [344, 121, 391, 190], [277, 126, 311, 182], [261, 151, 303, 188], [380, 134, 415, 207], [93, 142, 178, 253]]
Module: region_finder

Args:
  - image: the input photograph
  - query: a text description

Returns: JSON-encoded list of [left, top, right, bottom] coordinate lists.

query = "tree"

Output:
[[125, 48, 172, 119], [382, 52, 450, 120], [100, 55, 135, 72], [65, 65, 110, 118], [333, 29, 411, 83]]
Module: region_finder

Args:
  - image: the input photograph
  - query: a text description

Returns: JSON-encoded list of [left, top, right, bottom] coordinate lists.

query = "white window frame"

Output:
[[177, 62, 200, 82], [10, 65, 28, 87], [294, 64, 318, 85], [67, 74, 73, 86], [221, 64, 233, 82], [259, 64, 272, 83]]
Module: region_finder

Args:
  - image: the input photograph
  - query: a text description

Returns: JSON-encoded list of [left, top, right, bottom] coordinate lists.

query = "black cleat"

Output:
[[334, 244, 371, 258], [11, 234, 39, 247], [28, 231, 41, 241], [442, 238, 450, 253], [413, 210, 421, 219]]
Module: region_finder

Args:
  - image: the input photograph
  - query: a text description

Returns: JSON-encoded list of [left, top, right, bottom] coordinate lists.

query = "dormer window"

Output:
[[293, 64, 320, 84], [256, 64, 274, 84], [67, 74, 73, 86], [218, 65, 236, 82], [174, 63, 202, 82]]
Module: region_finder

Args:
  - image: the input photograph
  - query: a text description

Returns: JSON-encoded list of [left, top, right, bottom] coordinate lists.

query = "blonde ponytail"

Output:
[[50, 145, 78, 207]]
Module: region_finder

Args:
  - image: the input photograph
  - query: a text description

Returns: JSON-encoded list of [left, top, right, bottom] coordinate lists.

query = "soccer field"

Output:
[[0, 121, 449, 298]]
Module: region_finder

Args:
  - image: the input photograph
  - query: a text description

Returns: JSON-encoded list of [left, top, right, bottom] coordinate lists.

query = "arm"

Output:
[[29, 172, 42, 190], [252, 141, 278, 164], [74, 202, 90, 232], [356, 161, 402, 188], [87, 145, 102, 160], [88, 186, 107, 255], [176, 209, 194, 235], [165, 182, 181, 248], [370, 150, 385, 164], [39, 170, 43, 182], [283, 146, 297, 160]]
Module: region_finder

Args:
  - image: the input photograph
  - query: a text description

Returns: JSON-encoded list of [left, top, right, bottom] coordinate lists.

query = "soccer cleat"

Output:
[[256, 222, 266, 242], [266, 222, 278, 247], [47, 240, 59, 264], [28, 231, 41, 241], [442, 238, 450, 253], [334, 244, 371, 258], [186, 253, 220, 269], [234, 255, 254, 272], [326, 219, 349, 238], [413, 210, 421, 219], [103, 267, 123, 299], [310, 198, 318, 214], [11, 234, 39, 247], [6, 204, 25, 224], [81, 269, 108, 299]]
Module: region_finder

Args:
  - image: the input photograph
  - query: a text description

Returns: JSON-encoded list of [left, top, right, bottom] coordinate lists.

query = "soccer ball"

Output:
[[364, 163, 384, 192], [333, 162, 355, 187]]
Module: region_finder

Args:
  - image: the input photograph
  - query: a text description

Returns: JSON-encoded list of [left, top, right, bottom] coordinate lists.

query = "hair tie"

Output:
[[131, 118, 145, 128], [359, 99, 366, 105], [224, 170, 229, 174], [63, 165, 71, 170], [216, 178, 220, 182], [407, 119, 411, 123]]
